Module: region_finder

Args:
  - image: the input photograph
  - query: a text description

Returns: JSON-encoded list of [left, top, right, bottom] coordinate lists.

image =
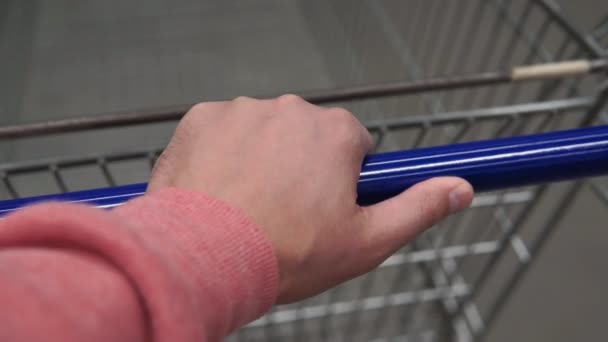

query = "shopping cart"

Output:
[[1, 0, 607, 341]]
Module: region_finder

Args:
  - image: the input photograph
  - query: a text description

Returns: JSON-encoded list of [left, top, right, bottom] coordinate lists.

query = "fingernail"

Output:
[[449, 183, 472, 214]]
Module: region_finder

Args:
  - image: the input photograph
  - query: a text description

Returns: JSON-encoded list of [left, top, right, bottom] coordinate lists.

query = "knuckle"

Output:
[[190, 101, 214, 114], [276, 94, 304, 106], [410, 201, 432, 229], [327, 108, 365, 144], [177, 111, 208, 138], [180, 108, 200, 128], [233, 96, 253, 103], [183, 100, 227, 126], [327, 106, 353, 119], [416, 191, 448, 226], [186, 102, 219, 122], [327, 107, 359, 128]]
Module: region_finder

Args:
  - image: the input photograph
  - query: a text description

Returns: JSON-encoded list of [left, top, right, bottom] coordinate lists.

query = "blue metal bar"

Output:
[[0, 183, 146, 216], [3, 125, 608, 215]]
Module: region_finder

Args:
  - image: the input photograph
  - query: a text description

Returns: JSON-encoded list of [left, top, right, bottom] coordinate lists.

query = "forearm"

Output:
[[0, 248, 146, 341], [0, 188, 279, 341]]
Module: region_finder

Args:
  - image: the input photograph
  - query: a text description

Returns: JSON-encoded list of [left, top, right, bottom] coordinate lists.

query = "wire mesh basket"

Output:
[[1, 0, 607, 341]]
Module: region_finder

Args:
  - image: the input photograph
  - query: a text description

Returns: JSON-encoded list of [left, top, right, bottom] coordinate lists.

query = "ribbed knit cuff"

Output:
[[114, 187, 280, 332]]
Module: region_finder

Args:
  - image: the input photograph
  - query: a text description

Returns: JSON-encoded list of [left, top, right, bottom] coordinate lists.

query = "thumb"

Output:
[[361, 177, 473, 255]]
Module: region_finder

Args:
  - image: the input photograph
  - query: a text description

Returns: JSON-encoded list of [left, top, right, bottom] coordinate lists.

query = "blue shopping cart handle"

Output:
[[3, 125, 608, 216]]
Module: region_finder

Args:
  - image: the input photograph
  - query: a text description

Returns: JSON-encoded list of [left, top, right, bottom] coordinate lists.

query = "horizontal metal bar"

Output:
[[363, 96, 594, 129], [0, 60, 604, 140], [381, 241, 499, 267], [0, 71, 504, 139], [471, 191, 533, 207], [246, 284, 470, 327], [0, 151, 161, 174], [359, 124, 608, 203], [370, 331, 435, 342], [3, 125, 608, 215], [0, 97, 594, 175]]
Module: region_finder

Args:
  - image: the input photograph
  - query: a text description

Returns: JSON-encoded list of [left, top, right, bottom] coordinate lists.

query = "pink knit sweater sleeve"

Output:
[[0, 188, 279, 341]]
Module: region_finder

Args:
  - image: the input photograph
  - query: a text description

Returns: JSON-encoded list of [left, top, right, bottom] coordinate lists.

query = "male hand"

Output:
[[148, 95, 473, 303]]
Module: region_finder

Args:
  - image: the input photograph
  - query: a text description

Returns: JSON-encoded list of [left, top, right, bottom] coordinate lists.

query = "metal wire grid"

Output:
[[1, 95, 606, 342], [302, 0, 603, 119], [0, 96, 601, 197], [0, 0, 606, 341], [300, 1, 607, 341]]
